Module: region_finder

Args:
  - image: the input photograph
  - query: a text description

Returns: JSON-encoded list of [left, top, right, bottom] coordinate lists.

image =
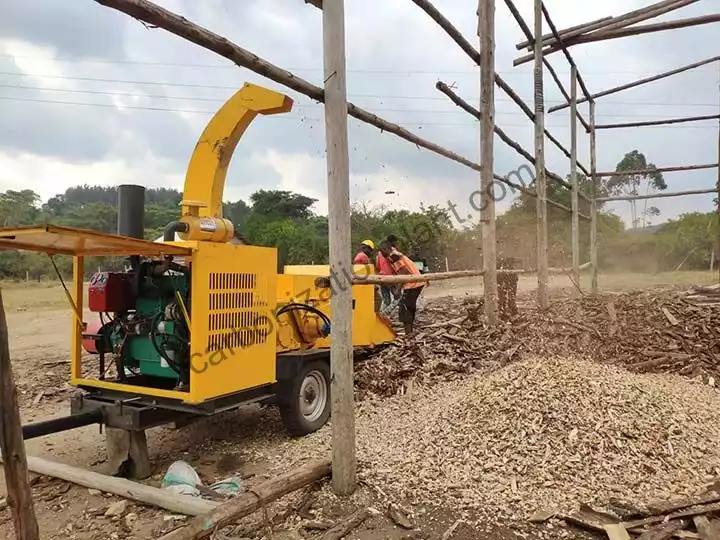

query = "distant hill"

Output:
[[626, 223, 666, 236]]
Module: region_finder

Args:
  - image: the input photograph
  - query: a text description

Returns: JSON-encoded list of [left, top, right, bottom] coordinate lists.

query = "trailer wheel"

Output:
[[279, 360, 331, 436]]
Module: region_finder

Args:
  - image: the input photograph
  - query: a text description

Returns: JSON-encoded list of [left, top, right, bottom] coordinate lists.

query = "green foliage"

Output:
[[607, 149, 667, 228]]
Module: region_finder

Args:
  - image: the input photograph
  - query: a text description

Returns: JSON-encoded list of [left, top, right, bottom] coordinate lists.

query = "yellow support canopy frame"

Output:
[[0, 225, 192, 257]]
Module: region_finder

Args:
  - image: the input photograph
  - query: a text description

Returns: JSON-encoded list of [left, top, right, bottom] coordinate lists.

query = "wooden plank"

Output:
[[533, 0, 548, 310], [595, 114, 720, 130], [597, 164, 718, 177], [479, 0, 498, 325], [0, 287, 40, 540], [624, 502, 720, 530], [604, 523, 632, 540], [159, 460, 332, 540], [321, 0, 356, 495]]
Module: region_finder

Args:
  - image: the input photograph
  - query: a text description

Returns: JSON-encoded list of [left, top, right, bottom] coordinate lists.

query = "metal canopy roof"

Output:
[[0, 225, 192, 257]]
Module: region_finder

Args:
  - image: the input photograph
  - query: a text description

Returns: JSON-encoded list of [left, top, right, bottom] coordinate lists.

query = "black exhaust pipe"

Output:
[[117, 184, 145, 268], [117, 184, 145, 240]]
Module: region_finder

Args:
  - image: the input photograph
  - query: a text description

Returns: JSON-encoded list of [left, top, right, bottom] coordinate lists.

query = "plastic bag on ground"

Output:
[[162, 460, 201, 497]]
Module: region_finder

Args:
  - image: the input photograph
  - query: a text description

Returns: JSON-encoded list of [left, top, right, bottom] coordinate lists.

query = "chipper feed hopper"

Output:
[[0, 83, 395, 478]]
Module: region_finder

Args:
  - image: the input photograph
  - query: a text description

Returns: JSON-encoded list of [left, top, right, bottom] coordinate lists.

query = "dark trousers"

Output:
[[399, 286, 424, 324], [380, 285, 392, 307]]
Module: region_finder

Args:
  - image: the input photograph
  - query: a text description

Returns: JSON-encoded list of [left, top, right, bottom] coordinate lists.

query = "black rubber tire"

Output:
[[279, 360, 331, 437]]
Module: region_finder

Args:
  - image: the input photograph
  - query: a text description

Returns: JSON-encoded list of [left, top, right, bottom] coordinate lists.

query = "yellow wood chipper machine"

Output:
[[0, 83, 395, 478]]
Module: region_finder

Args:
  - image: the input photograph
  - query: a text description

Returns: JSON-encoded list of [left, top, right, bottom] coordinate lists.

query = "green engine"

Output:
[[88, 260, 192, 388]]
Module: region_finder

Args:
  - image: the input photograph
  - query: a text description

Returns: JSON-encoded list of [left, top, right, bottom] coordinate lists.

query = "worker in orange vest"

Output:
[[378, 239, 426, 337]]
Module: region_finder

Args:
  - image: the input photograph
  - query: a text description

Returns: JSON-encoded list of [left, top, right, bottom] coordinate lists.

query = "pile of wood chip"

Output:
[[355, 288, 720, 399], [353, 356, 720, 520]]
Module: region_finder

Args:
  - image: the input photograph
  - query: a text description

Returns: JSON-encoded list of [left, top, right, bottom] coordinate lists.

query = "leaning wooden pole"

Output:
[[590, 102, 599, 294], [479, 0, 498, 324], [0, 287, 40, 540], [322, 0, 355, 495], [533, 0, 548, 310], [570, 65, 580, 292]]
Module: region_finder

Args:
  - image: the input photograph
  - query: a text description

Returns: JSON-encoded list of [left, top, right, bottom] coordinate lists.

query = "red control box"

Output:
[[88, 272, 134, 313]]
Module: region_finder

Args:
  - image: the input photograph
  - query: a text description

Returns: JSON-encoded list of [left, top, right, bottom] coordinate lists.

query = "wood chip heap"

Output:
[[354, 356, 720, 521], [355, 288, 720, 398]]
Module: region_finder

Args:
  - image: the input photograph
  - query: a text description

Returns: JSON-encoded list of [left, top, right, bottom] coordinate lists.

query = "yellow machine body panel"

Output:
[[276, 270, 396, 354], [182, 241, 278, 403]]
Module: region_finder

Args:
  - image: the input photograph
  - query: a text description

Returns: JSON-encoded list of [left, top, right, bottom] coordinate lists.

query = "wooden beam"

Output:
[[717, 71, 720, 286], [516, 14, 720, 66], [501, 0, 591, 130], [314, 262, 593, 287], [590, 102, 598, 294], [594, 113, 720, 130], [408, 0, 592, 177], [570, 65, 580, 292], [597, 163, 718, 177], [321, 0, 355, 496], [479, 0, 498, 324], [539, 2, 593, 103], [93, 0, 488, 179], [435, 82, 591, 202], [534, 0, 548, 310], [516, 15, 613, 50], [597, 187, 720, 202], [159, 460, 332, 540], [0, 287, 40, 540], [515, 0, 691, 50], [549, 56, 720, 113], [0, 455, 220, 516]]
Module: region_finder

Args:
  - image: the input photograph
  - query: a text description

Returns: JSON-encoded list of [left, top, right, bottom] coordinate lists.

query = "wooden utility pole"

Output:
[[533, 0, 548, 309], [570, 65, 580, 291], [716, 65, 720, 285], [0, 288, 40, 540], [322, 0, 355, 495], [590, 101, 599, 294], [479, 0, 497, 324]]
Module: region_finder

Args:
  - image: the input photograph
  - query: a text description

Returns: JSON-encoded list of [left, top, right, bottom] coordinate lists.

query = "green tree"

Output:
[[606, 150, 666, 228]]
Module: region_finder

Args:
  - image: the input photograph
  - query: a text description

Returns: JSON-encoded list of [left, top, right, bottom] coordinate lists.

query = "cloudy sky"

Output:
[[1, 0, 718, 228]]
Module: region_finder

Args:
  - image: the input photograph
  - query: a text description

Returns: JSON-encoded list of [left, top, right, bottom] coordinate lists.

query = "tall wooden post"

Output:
[[534, 0, 549, 309], [0, 288, 40, 539], [479, 0, 497, 324], [590, 101, 599, 294], [570, 65, 580, 291], [322, 0, 355, 495], [716, 68, 719, 284]]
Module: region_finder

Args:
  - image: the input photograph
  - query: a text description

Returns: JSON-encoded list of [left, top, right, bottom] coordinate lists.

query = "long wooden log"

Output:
[[539, 2, 593, 102], [93, 0, 484, 177], [408, 0, 592, 178], [478, 0, 498, 325], [0, 454, 220, 516], [515, 14, 720, 66], [515, 0, 689, 50], [550, 55, 720, 113], [597, 163, 718, 177], [501, 0, 591, 130], [436, 81, 590, 201], [0, 288, 40, 540], [159, 459, 332, 540], [515, 15, 613, 50], [597, 187, 719, 202], [314, 262, 592, 287], [594, 114, 720, 130]]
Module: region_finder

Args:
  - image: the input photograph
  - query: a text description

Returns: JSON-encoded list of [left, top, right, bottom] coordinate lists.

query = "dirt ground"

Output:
[[0, 271, 716, 539]]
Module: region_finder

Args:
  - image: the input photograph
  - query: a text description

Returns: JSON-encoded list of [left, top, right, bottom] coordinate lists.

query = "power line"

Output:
[[4, 53, 719, 76], [1, 71, 718, 107], [2, 83, 718, 118], [3, 95, 719, 130]]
